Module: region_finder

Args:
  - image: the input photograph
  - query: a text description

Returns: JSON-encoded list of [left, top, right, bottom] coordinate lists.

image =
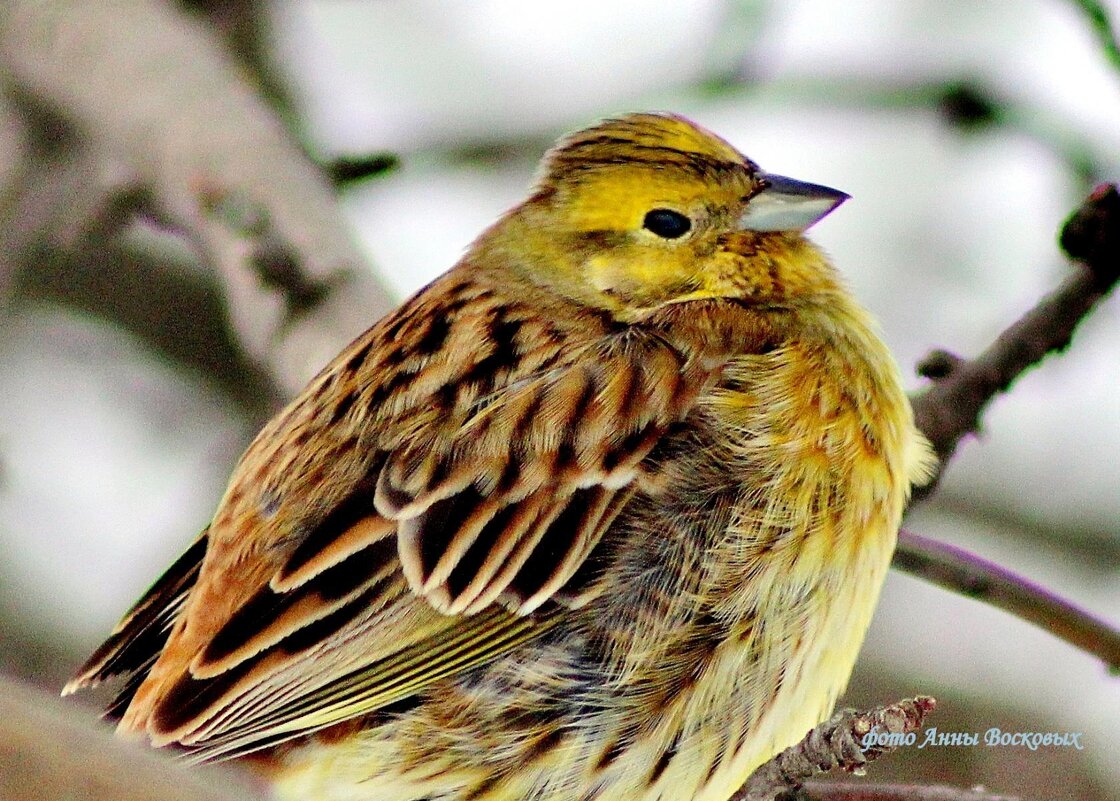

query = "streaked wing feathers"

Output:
[[64, 530, 208, 697], [68, 275, 724, 761], [379, 336, 698, 615], [180, 606, 561, 763]]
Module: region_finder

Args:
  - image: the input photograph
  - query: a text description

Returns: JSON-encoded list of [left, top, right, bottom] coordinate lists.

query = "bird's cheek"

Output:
[[585, 253, 663, 308], [586, 252, 704, 312], [584, 253, 633, 303], [707, 248, 782, 302]]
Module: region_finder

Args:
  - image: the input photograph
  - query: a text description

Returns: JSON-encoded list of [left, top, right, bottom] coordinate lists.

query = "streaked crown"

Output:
[[540, 112, 759, 184]]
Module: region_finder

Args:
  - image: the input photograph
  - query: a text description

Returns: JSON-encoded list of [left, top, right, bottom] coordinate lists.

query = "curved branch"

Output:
[[909, 184, 1120, 498], [896, 529, 1120, 671]]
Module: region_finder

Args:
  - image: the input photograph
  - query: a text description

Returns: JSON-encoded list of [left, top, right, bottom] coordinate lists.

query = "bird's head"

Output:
[[487, 112, 849, 319]]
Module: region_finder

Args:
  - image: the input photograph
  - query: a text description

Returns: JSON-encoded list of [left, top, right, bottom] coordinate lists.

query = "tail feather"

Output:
[[63, 530, 209, 709]]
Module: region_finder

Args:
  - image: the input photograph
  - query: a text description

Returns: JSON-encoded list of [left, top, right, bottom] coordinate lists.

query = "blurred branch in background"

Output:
[[0, 0, 392, 403], [705, 74, 1109, 187], [178, 0, 301, 128], [0, 674, 264, 801], [1068, 0, 1120, 76], [896, 529, 1120, 672]]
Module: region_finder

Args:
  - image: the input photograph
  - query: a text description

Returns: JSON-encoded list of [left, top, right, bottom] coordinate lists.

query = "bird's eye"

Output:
[[642, 209, 692, 239]]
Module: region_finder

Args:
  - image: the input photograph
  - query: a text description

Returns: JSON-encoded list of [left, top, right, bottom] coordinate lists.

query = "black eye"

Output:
[[642, 209, 692, 239]]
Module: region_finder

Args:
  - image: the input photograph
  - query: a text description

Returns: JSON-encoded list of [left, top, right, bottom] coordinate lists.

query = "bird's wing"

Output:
[[62, 530, 209, 708], [64, 274, 723, 762], [378, 324, 705, 617]]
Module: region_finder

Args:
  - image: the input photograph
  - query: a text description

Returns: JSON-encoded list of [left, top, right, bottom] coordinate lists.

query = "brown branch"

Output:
[[888, 185, 1120, 668], [797, 782, 1019, 801], [0, 673, 265, 801], [895, 529, 1120, 671], [737, 698, 936, 801], [909, 183, 1120, 498]]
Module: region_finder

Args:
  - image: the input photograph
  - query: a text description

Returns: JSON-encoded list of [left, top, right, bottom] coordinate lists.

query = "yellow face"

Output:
[[555, 161, 762, 310], [511, 113, 846, 317]]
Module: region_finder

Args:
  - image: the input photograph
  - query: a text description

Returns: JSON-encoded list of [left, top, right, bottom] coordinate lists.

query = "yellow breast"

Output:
[[649, 311, 933, 801]]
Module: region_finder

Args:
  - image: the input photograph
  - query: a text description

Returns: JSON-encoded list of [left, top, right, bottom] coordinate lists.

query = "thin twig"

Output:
[[797, 782, 1019, 801], [738, 698, 936, 801], [895, 530, 1120, 672], [695, 72, 1106, 184], [909, 184, 1120, 499], [1068, 0, 1120, 75]]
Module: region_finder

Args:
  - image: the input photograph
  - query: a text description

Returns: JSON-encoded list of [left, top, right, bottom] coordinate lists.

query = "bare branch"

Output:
[[0, 673, 265, 801], [738, 698, 936, 801], [889, 185, 1120, 667], [910, 184, 1120, 499], [896, 530, 1120, 671]]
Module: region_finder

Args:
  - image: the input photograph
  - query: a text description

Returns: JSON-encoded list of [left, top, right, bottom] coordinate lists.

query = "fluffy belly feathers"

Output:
[[273, 338, 929, 801]]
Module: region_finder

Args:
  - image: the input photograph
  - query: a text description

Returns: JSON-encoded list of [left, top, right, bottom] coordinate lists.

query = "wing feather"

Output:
[[385, 331, 702, 616], [192, 531, 399, 677], [70, 274, 734, 761], [64, 530, 208, 696]]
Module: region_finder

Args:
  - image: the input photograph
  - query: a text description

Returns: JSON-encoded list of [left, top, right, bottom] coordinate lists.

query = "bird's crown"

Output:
[[540, 112, 759, 185]]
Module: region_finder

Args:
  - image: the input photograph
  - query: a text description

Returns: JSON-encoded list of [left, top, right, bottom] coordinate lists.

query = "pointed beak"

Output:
[[738, 173, 850, 232]]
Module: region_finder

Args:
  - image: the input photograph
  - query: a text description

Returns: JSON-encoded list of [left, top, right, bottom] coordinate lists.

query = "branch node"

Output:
[[737, 697, 936, 801], [195, 180, 344, 320], [915, 349, 963, 380], [325, 152, 401, 187], [1059, 183, 1120, 284]]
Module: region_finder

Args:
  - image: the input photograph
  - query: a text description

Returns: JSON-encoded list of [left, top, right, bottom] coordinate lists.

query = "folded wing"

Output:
[[65, 273, 718, 761]]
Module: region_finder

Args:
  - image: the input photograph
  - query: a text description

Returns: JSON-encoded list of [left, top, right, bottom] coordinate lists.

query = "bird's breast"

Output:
[[608, 333, 924, 801]]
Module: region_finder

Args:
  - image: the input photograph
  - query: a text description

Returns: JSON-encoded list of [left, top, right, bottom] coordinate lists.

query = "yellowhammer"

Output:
[[66, 112, 935, 801]]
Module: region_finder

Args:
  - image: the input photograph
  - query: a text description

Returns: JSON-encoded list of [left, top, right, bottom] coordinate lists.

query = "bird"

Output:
[[65, 112, 935, 801]]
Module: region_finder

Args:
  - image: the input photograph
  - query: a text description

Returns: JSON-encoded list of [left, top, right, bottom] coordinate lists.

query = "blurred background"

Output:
[[0, 1, 1118, 799]]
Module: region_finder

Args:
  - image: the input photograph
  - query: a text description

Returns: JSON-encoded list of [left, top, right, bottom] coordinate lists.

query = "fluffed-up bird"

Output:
[[66, 112, 934, 801]]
